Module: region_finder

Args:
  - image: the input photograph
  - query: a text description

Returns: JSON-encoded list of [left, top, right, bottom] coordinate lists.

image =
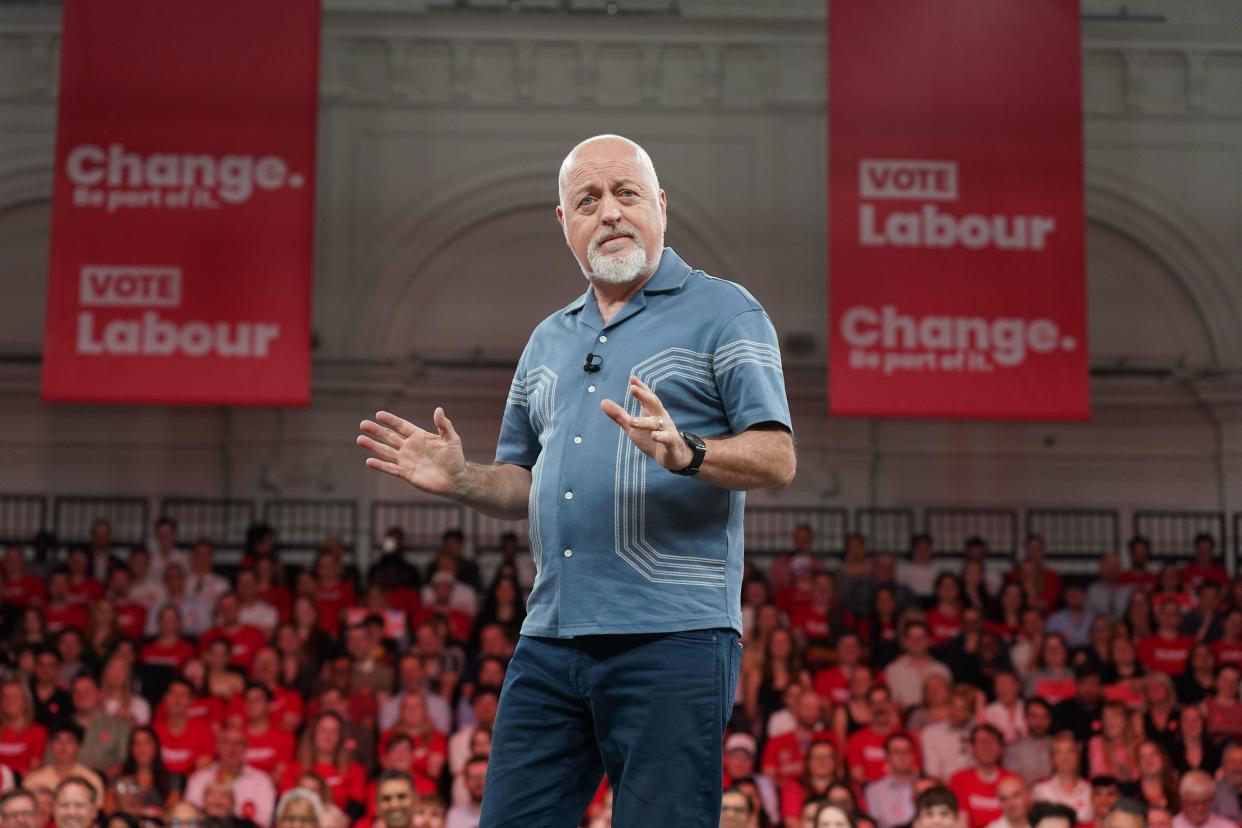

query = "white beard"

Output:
[[586, 236, 649, 285]]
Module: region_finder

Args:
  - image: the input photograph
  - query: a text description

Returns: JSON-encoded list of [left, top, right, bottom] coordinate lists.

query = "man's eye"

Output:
[[579, 196, 595, 207]]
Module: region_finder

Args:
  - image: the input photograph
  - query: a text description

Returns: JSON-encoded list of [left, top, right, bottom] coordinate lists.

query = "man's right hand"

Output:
[[357, 408, 466, 496]]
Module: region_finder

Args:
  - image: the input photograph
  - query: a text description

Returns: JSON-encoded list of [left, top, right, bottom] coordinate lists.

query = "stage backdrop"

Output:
[[41, 0, 320, 405], [828, 0, 1087, 420]]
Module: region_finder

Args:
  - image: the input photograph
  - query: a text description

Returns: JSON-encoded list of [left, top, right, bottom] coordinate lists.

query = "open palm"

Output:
[[356, 408, 466, 496]]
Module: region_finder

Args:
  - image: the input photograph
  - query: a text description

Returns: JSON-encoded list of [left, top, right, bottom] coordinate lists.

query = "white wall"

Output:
[[2, 0, 1242, 559]]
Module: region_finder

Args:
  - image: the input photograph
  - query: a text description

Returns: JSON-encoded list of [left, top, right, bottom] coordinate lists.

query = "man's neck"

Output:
[[592, 273, 652, 326]]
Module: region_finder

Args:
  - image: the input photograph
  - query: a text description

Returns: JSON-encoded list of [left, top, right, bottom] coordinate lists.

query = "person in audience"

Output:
[[51, 775, 100, 828], [444, 754, 485, 828], [0, 677, 47, 776], [885, 622, 951, 710], [1101, 800, 1147, 828], [1024, 633, 1076, 704], [1211, 741, 1242, 820], [1087, 701, 1140, 782], [1003, 697, 1052, 785], [1178, 535, 1228, 593], [1172, 770, 1233, 828], [985, 776, 1029, 828], [762, 691, 829, 787], [1047, 583, 1095, 649], [274, 787, 322, 828], [1119, 537, 1156, 591], [720, 785, 754, 828], [895, 534, 938, 604], [1090, 777, 1123, 828], [118, 725, 174, 810], [723, 733, 779, 826], [920, 683, 978, 781], [0, 788, 43, 828], [1026, 802, 1076, 828], [24, 723, 105, 802], [846, 685, 910, 785], [1140, 598, 1194, 677], [1131, 740, 1180, 812], [1031, 731, 1094, 824], [780, 738, 839, 828], [185, 725, 276, 827], [1086, 554, 1132, 621], [153, 678, 214, 777], [1141, 673, 1181, 756], [71, 672, 130, 776], [982, 671, 1025, 744], [154, 563, 212, 638], [864, 733, 918, 828], [186, 541, 230, 612], [911, 786, 959, 828], [948, 724, 1018, 828]]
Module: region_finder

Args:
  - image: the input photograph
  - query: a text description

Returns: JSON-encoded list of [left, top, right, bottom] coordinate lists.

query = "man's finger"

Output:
[[376, 410, 418, 439], [433, 407, 457, 441], [599, 398, 631, 429], [364, 457, 404, 478], [356, 434, 398, 462], [629, 415, 666, 432], [628, 382, 665, 413], [359, 420, 403, 450]]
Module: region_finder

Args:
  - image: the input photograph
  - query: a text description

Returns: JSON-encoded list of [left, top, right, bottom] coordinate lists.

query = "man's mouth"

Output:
[[599, 232, 631, 245]]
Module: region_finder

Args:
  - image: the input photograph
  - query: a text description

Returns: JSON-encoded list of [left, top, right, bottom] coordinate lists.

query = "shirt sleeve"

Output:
[[495, 346, 541, 468], [712, 308, 792, 435]]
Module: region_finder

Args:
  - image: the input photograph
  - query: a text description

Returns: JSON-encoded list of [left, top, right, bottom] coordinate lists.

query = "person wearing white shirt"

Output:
[[984, 776, 1029, 828], [1031, 733, 1093, 824], [1085, 554, 1132, 621], [885, 621, 951, 710], [127, 548, 168, 613], [895, 534, 939, 601], [186, 542, 230, 613], [920, 685, 977, 782], [865, 732, 919, 828], [448, 688, 499, 778], [445, 755, 486, 828], [235, 570, 279, 634], [147, 563, 211, 637], [149, 517, 191, 583], [982, 672, 1027, 744], [1173, 771, 1236, 828], [184, 726, 277, 828], [379, 654, 453, 736]]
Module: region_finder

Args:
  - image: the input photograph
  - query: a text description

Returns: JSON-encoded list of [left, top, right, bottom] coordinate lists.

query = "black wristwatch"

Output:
[[670, 432, 707, 476]]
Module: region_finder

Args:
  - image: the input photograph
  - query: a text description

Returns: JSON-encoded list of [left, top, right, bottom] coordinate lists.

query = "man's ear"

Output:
[[659, 189, 668, 231], [555, 204, 565, 227]]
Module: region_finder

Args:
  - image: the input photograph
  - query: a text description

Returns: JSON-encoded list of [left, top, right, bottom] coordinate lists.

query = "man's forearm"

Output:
[[448, 461, 532, 520], [693, 426, 796, 491]]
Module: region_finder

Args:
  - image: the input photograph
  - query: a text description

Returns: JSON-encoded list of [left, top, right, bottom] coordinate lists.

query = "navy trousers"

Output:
[[478, 628, 742, 828]]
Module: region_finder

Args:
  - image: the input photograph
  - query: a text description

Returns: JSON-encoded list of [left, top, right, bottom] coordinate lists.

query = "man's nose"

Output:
[[598, 192, 623, 223]]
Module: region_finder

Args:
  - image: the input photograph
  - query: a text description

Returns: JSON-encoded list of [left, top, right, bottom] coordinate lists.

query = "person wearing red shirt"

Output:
[[1213, 608, 1242, 668], [154, 680, 214, 776], [361, 736, 439, 828], [239, 684, 295, 780], [412, 574, 474, 644], [814, 633, 864, 706], [44, 571, 89, 633], [1118, 537, 1158, 592], [313, 551, 356, 637], [140, 606, 197, 671], [776, 555, 817, 618], [1007, 535, 1062, 611], [1180, 534, 1230, 592], [761, 691, 833, 786], [64, 546, 105, 608], [790, 573, 851, 646], [200, 593, 268, 672], [1, 546, 45, 608], [379, 693, 446, 790], [280, 712, 367, 816], [106, 566, 147, 641], [0, 679, 47, 776], [252, 554, 292, 623], [949, 724, 1020, 828], [778, 737, 839, 825], [247, 647, 304, 732], [1138, 599, 1193, 676], [926, 574, 965, 645], [847, 685, 917, 785]]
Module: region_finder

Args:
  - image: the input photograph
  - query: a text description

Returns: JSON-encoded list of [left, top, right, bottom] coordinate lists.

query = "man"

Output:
[[1090, 777, 1122, 828], [985, 777, 1029, 828], [447, 687, 498, 780], [87, 520, 119, 583], [912, 787, 959, 828], [720, 787, 754, 828], [765, 524, 813, 597], [356, 134, 795, 827], [70, 673, 130, 776], [896, 534, 939, 603], [412, 794, 447, 828], [761, 691, 829, 786], [1102, 800, 1147, 828], [235, 570, 279, 635], [23, 723, 104, 802], [105, 565, 147, 640], [847, 685, 914, 785], [723, 733, 778, 826], [865, 733, 919, 828], [0, 789, 43, 828], [1027, 803, 1076, 828], [1180, 582, 1224, 643], [1139, 598, 1193, 676], [1213, 741, 1242, 820], [379, 654, 452, 736], [886, 622, 951, 710], [1046, 583, 1094, 649], [368, 528, 422, 594], [186, 541, 230, 611], [1118, 537, 1156, 591], [148, 562, 211, 637], [922, 684, 979, 781], [185, 725, 276, 827], [1003, 699, 1052, 785], [127, 547, 166, 613], [1173, 771, 1234, 828], [376, 771, 417, 828], [203, 779, 261, 828], [1, 546, 45, 609], [948, 725, 1019, 828], [1179, 534, 1228, 592], [1051, 665, 1104, 742], [445, 755, 486, 828], [1085, 554, 1132, 621], [50, 777, 97, 828], [149, 517, 189, 582], [240, 683, 295, 780]]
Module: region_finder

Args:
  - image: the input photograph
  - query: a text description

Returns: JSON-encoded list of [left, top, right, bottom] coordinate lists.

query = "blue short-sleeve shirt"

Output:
[[496, 248, 792, 638]]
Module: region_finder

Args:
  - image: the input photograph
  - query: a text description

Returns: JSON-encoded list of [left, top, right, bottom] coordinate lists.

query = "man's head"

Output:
[[51, 778, 97, 828], [868, 685, 896, 730], [996, 777, 1029, 826], [1177, 770, 1216, 827], [1090, 777, 1122, 822], [48, 722, 84, 766], [949, 685, 979, 729], [723, 733, 757, 780], [969, 724, 1004, 770], [463, 755, 487, 805], [376, 771, 415, 828], [556, 135, 667, 287], [796, 691, 823, 729], [202, 779, 235, 819], [885, 733, 916, 777], [0, 789, 40, 828], [720, 786, 753, 828], [1028, 802, 1076, 828], [1222, 741, 1242, 791], [216, 725, 247, 773], [902, 621, 931, 658], [1102, 800, 1146, 828], [1099, 553, 1121, 582], [912, 787, 957, 828], [410, 794, 445, 828]]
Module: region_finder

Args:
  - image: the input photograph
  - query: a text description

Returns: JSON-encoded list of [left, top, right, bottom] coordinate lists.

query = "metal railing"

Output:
[[853, 507, 915, 555], [925, 507, 1020, 559], [743, 506, 848, 559], [1026, 508, 1120, 560], [159, 498, 256, 552], [262, 499, 358, 559], [53, 496, 149, 547], [0, 495, 47, 546], [1132, 510, 1226, 561]]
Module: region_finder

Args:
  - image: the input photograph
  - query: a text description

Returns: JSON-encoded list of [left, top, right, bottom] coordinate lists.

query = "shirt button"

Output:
[[573, 436, 582, 444], [564, 491, 573, 500], [598, 335, 607, 343], [587, 385, 596, 393], [563, 549, 573, 558]]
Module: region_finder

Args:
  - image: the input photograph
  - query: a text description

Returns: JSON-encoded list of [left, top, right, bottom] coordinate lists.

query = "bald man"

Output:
[[358, 134, 795, 827]]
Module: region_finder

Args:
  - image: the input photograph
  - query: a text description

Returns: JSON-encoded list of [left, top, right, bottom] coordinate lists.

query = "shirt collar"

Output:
[[562, 247, 690, 316]]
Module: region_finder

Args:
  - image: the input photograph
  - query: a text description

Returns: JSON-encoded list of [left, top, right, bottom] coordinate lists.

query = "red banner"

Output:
[[42, 0, 320, 405], [828, 1, 1087, 420]]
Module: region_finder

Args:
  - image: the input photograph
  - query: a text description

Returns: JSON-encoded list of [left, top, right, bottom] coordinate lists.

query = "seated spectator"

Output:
[[719, 785, 753, 828], [1003, 698, 1052, 785], [1046, 583, 1095, 650], [982, 671, 1025, 744], [815, 802, 855, 828], [53, 774, 100, 828], [106, 565, 148, 641], [153, 679, 214, 776], [830, 664, 874, 746], [423, 530, 481, 595], [985, 776, 1029, 828], [234, 570, 279, 636], [779, 737, 839, 826], [847, 685, 914, 785], [280, 712, 366, 820], [381, 692, 446, 792], [1089, 778, 1123, 828], [128, 547, 167, 615], [70, 673, 130, 776], [247, 648, 304, 733], [948, 725, 1018, 828], [1102, 634, 1145, 706], [447, 686, 498, 782], [1027, 802, 1076, 828], [723, 733, 780, 826], [1203, 666, 1241, 741], [45, 571, 89, 634], [1024, 633, 1076, 704], [1010, 535, 1062, 612], [186, 542, 230, 612], [152, 563, 212, 638], [1086, 554, 1132, 622], [1212, 741, 1242, 820], [1088, 701, 1140, 782], [202, 593, 268, 672], [0, 677, 47, 776], [885, 622, 951, 711], [791, 572, 851, 647], [445, 753, 486, 828], [864, 732, 919, 828], [1175, 644, 1216, 705], [1178, 535, 1228, 593], [380, 653, 452, 736], [344, 622, 393, 696], [1130, 739, 1180, 813], [921, 683, 979, 782], [240, 684, 296, 781], [1118, 537, 1156, 591], [273, 787, 322, 828], [1031, 732, 1094, 824], [1213, 609, 1242, 668], [925, 575, 964, 646], [64, 546, 105, 609], [744, 626, 809, 727], [415, 574, 475, 645], [911, 785, 960, 828], [252, 555, 291, 623], [99, 654, 151, 727], [1173, 770, 1233, 828], [411, 792, 447, 828], [814, 632, 865, 707], [1140, 600, 1194, 677], [185, 725, 276, 827], [1170, 705, 1220, 776], [764, 689, 832, 786], [903, 672, 951, 734], [895, 534, 939, 605], [24, 722, 105, 802], [140, 606, 196, 671], [118, 726, 175, 810], [1141, 673, 1181, 756], [1, 546, 45, 609]]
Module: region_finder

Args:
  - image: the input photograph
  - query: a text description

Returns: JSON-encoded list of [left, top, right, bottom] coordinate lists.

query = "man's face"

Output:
[[1026, 704, 1052, 736], [51, 783, 96, 828], [903, 626, 929, 656], [71, 679, 99, 713], [1223, 746, 1242, 788], [50, 731, 79, 765], [410, 800, 444, 828], [1092, 787, 1122, 823], [0, 793, 38, 828], [720, 791, 751, 828], [797, 694, 822, 728], [869, 692, 894, 729], [217, 730, 246, 770], [807, 744, 835, 778], [1065, 587, 1085, 611], [997, 780, 1028, 824], [1181, 786, 1214, 826], [203, 784, 233, 818], [464, 761, 487, 802], [377, 779, 414, 828], [887, 737, 915, 775], [556, 138, 667, 286], [971, 731, 1003, 768], [914, 804, 957, 828], [724, 748, 754, 779]]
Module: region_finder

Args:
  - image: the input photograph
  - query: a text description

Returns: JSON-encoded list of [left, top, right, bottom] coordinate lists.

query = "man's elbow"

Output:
[[769, 444, 797, 489]]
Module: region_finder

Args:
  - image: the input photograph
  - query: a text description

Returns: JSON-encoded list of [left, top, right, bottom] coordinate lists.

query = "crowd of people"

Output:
[[0, 517, 1239, 828]]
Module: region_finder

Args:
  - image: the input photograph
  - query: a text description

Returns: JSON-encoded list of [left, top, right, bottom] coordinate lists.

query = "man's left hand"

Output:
[[600, 376, 694, 472]]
